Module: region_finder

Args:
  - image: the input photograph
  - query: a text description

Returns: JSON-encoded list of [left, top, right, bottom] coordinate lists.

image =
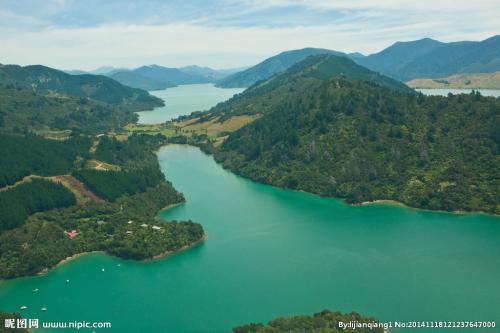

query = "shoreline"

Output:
[[33, 234, 207, 278], [180, 143, 500, 217], [38, 251, 104, 275], [158, 201, 184, 215], [356, 199, 497, 216], [148, 234, 207, 261]]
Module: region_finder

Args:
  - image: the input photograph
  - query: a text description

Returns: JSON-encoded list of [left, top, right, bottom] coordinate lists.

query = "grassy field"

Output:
[[32, 129, 73, 140], [86, 159, 121, 171], [407, 71, 500, 89], [115, 123, 178, 140], [117, 115, 259, 143], [176, 115, 259, 138]]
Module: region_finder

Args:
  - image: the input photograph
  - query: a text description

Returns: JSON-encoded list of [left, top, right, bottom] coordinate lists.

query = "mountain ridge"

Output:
[[0, 64, 163, 112], [216, 47, 347, 88], [356, 35, 500, 81], [215, 35, 500, 88]]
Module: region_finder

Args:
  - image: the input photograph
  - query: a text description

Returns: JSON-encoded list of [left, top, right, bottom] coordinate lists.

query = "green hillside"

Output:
[[0, 85, 136, 135], [206, 57, 499, 214], [0, 64, 163, 111]]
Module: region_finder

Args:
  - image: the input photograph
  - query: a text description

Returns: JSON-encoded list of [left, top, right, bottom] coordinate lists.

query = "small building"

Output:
[[127, 220, 134, 224], [141, 223, 148, 228], [152, 226, 162, 231], [66, 230, 78, 239], [126, 230, 133, 235]]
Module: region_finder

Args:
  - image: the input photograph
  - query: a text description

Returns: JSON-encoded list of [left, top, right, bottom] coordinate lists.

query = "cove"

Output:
[[136, 83, 244, 124], [0, 145, 499, 332]]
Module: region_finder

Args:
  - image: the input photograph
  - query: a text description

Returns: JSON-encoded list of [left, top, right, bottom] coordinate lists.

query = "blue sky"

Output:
[[1, 0, 499, 70]]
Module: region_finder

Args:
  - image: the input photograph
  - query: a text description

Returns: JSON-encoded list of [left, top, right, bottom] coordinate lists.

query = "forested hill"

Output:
[[216, 47, 346, 88], [0, 64, 163, 111], [182, 54, 413, 124], [212, 75, 499, 214]]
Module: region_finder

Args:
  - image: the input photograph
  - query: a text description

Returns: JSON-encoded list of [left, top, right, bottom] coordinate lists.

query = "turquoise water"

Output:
[[417, 88, 500, 97], [136, 84, 244, 124], [0, 145, 499, 332]]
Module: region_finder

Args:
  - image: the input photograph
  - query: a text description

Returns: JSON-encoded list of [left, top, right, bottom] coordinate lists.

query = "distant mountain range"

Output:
[[64, 65, 245, 91], [109, 65, 210, 90], [216, 48, 350, 88], [62, 35, 500, 91], [179, 65, 245, 81], [215, 35, 500, 88], [64, 66, 129, 76], [0, 64, 163, 112], [355, 35, 500, 81]]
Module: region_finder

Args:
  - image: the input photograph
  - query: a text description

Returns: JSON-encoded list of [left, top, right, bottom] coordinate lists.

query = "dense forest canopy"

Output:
[[0, 179, 76, 232], [0, 134, 91, 187], [73, 167, 164, 202], [94, 134, 166, 168]]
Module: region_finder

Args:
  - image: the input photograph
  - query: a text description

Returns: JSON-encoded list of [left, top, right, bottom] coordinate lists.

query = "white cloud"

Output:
[[1, 0, 498, 69], [231, 0, 500, 12]]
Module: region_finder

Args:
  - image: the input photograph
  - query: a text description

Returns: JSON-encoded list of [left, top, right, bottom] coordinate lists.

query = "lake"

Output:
[[417, 88, 500, 97], [0, 145, 499, 333], [136, 84, 244, 124]]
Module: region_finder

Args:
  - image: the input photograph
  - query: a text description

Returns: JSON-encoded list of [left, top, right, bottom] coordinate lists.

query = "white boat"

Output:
[[33, 288, 39, 292], [41, 307, 47, 311], [20, 306, 28, 310], [66, 279, 70, 283], [101, 268, 105, 272]]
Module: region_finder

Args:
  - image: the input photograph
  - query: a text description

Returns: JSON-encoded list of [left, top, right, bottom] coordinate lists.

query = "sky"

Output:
[[1, 0, 499, 70]]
